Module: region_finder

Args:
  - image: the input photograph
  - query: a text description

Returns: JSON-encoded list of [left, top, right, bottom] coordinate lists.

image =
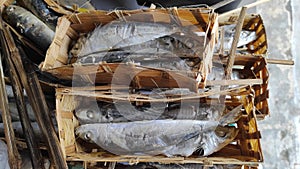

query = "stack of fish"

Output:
[[0, 1, 261, 168], [47, 6, 261, 159], [66, 15, 258, 158], [69, 21, 205, 74], [74, 95, 243, 157]]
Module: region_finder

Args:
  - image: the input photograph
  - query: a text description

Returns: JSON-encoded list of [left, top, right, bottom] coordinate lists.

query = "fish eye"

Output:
[[215, 129, 226, 137], [86, 110, 94, 119], [84, 131, 92, 141], [8, 6, 15, 11]]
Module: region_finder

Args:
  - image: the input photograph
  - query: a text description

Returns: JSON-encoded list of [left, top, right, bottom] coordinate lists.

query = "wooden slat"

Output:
[[206, 79, 262, 86]]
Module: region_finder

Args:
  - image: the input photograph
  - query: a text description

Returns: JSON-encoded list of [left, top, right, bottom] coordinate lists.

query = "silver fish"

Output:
[[0, 101, 35, 122], [20, 150, 50, 169], [74, 22, 182, 59], [0, 140, 10, 169], [215, 25, 257, 54], [75, 102, 244, 125], [17, 0, 59, 30], [205, 65, 241, 99], [76, 34, 202, 64], [207, 65, 241, 82], [75, 102, 167, 124], [5, 85, 16, 98], [120, 163, 242, 169], [75, 119, 238, 157], [0, 121, 58, 142], [52, 0, 95, 11], [150, 163, 241, 169], [5, 5, 55, 52], [75, 101, 231, 124], [7, 101, 36, 122], [76, 51, 193, 71]]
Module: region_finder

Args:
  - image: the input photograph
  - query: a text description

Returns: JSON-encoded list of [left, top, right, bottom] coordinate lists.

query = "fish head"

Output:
[[197, 125, 238, 156], [75, 106, 114, 124], [4, 6, 20, 27], [75, 107, 100, 124], [5, 5, 19, 16], [75, 124, 98, 143], [4, 5, 26, 26]]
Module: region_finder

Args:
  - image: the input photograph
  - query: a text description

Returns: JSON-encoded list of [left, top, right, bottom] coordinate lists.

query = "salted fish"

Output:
[[5, 5, 55, 52], [74, 21, 183, 59], [76, 119, 238, 157]]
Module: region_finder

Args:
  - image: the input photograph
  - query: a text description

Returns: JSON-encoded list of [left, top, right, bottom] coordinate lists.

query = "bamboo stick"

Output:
[[0, 15, 22, 169], [17, 43, 68, 169], [1, 23, 45, 168], [225, 7, 247, 80], [206, 79, 262, 86], [266, 59, 294, 65], [0, 22, 68, 168], [213, 53, 295, 66]]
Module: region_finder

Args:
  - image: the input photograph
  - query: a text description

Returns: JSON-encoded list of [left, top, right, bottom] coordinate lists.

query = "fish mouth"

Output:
[[199, 126, 239, 156], [75, 126, 86, 139]]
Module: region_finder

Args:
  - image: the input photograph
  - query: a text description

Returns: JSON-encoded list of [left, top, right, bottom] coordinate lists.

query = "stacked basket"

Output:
[[41, 7, 268, 169]]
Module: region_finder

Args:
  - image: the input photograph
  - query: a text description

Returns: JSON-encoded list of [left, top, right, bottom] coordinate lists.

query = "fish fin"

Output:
[[219, 104, 243, 126]]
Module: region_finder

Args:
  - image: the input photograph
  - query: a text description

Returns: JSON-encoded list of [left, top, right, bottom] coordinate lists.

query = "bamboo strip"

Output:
[[2, 24, 45, 169], [0, 21, 68, 168], [0, 15, 22, 169], [225, 7, 247, 80], [266, 59, 294, 65], [62, 85, 249, 102], [206, 79, 262, 86]]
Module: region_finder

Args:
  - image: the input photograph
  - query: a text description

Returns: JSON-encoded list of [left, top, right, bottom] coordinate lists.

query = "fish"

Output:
[[73, 21, 183, 60], [0, 140, 10, 169], [19, 150, 51, 169], [0, 101, 35, 122], [0, 121, 58, 142], [75, 34, 203, 67], [4, 5, 55, 52], [75, 101, 234, 124], [52, 0, 95, 12], [148, 163, 241, 169], [75, 102, 168, 124], [5, 85, 16, 98], [207, 65, 241, 82], [215, 25, 257, 54], [205, 64, 241, 99], [117, 163, 241, 169], [76, 102, 243, 125], [76, 51, 193, 71], [75, 110, 240, 157], [17, 0, 59, 30], [8, 102, 35, 122]]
